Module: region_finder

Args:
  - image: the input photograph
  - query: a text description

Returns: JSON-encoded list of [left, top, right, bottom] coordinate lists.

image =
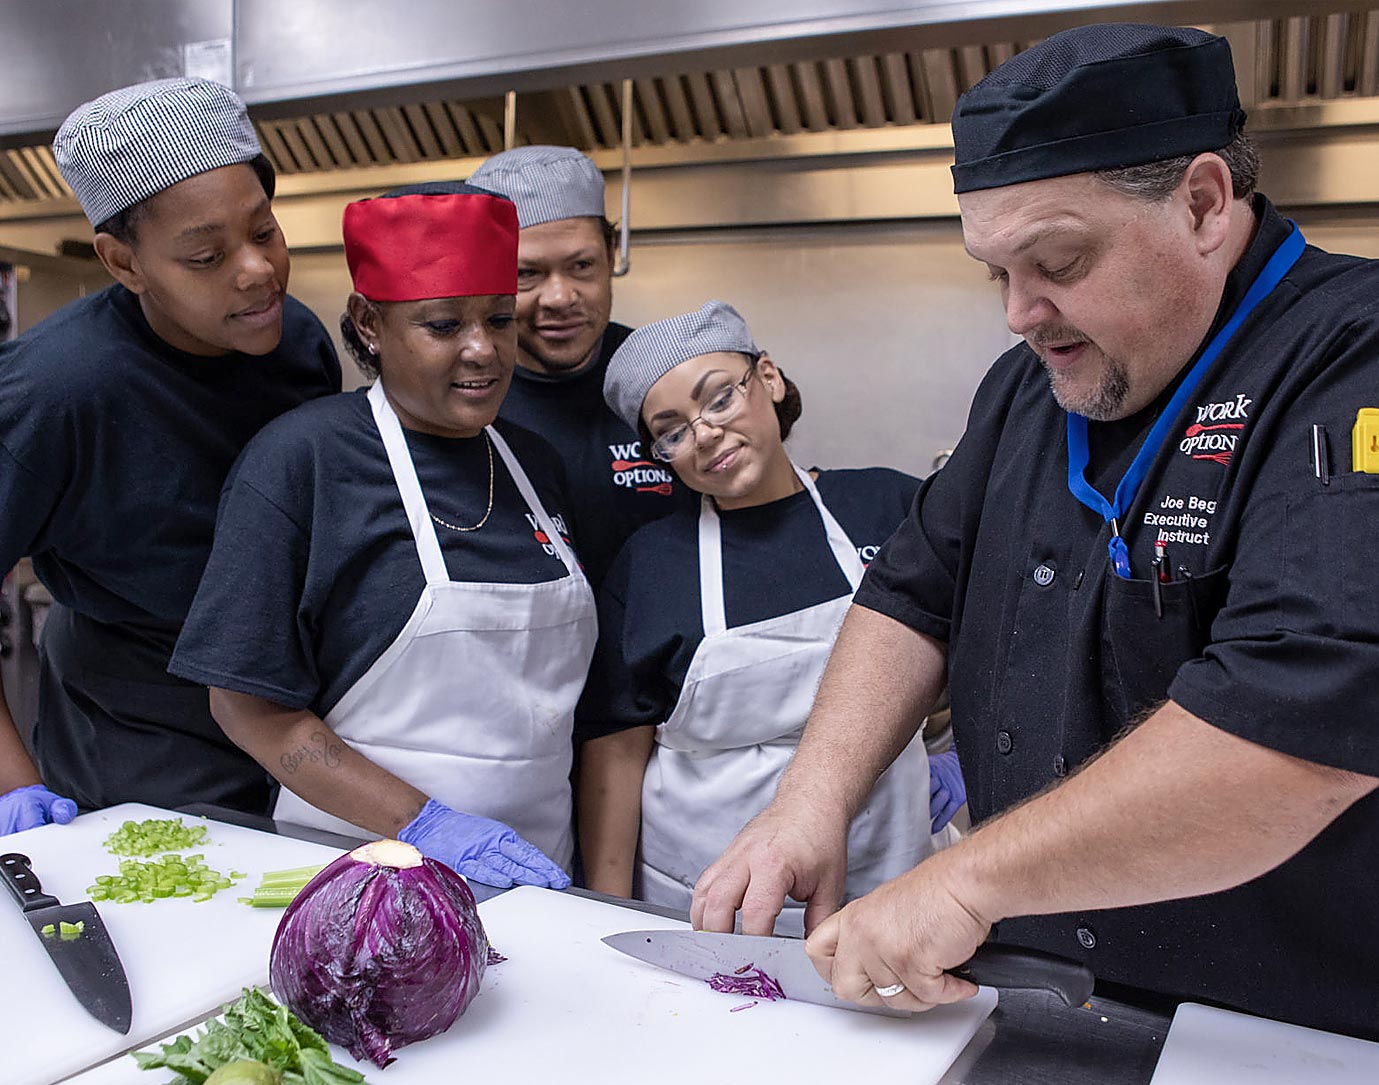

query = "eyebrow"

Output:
[[517, 247, 601, 268], [175, 221, 225, 241], [173, 198, 272, 243], [965, 220, 1088, 261], [690, 368, 730, 400], [647, 369, 731, 423]]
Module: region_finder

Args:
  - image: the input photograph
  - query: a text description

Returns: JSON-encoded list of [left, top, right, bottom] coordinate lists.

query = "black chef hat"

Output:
[[951, 24, 1246, 194]]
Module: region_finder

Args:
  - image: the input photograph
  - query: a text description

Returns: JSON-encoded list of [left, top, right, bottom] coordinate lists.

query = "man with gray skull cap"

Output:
[[694, 24, 1379, 1037], [469, 146, 687, 587]]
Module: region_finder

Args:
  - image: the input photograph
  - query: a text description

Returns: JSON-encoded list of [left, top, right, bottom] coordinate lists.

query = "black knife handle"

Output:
[[0, 853, 61, 913], [950, 943, 1095, 1007]]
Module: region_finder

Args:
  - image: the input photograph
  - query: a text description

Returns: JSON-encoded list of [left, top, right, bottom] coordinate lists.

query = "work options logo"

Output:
[[1179, 394, 1252, 466], [607, 441, 674, 497]]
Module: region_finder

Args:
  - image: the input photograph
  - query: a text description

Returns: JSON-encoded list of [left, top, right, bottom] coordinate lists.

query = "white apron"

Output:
[[638, 466, 932, 929], [273, 381, 597, 870]]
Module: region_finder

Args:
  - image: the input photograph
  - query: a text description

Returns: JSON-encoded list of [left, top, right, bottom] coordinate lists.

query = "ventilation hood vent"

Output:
[[4, 9, 1379, 206]]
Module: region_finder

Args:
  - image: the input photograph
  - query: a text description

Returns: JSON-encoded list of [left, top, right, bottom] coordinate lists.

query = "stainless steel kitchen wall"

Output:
[[0, 0, 233, 137]]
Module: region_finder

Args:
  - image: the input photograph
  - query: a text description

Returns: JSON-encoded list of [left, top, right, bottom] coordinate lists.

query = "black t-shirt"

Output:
[[577, 468, 920, 740], [498, 322, 694, 588], [855, 195, 1379, 1037], [0, 284, 341, 811], [171, 390, 579, 718], [0, 285, 340, 624]]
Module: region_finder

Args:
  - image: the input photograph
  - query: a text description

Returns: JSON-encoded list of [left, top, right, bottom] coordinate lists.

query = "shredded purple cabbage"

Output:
[[269, 844, 488, 1069], [706, 963, 786, 1002], [729, 1001, 758, 1012], [486, 946, 507, 965]]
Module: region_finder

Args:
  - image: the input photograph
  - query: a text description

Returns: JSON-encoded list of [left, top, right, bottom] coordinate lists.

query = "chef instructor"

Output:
[[693, 25, 1379, 1039]]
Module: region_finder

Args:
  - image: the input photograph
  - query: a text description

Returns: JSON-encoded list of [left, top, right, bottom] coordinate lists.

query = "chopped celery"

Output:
[[103, 817, 209, 857], [89, 853, 245, 905]]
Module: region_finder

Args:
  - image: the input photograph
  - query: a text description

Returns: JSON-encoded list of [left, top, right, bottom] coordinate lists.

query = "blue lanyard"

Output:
[[1066, 222, 1306, 579]]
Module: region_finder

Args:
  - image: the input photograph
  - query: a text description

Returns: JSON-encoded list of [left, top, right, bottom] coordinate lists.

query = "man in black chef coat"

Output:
[[693, 24, 1379, 1039], [0, 78, 340, 831], [468, 146, 686, 587]]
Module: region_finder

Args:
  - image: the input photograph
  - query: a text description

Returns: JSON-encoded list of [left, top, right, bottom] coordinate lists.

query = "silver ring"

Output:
[[874, 982, 906, 998]]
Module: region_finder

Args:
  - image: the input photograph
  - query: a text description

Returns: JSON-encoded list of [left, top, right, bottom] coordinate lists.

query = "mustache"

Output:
[[1027, 326, 1090, 348]]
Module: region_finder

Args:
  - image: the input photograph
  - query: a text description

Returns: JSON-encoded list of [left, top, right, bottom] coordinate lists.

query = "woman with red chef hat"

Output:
[[171, 182, 594, 888]]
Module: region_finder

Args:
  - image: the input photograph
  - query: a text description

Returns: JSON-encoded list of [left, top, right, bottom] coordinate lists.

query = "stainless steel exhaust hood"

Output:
[[3, 1, 1379, 222]]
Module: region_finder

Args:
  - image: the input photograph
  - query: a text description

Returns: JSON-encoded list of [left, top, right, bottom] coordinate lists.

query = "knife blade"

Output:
[[1, 852, 132, 1033], [603, 929, 1094, 1014]]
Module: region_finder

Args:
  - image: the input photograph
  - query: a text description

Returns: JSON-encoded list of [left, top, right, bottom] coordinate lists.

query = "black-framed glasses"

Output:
[[649, 355, 761, 463]]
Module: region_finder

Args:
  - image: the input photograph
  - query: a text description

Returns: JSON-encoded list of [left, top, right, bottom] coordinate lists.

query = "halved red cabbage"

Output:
[[269, 839, 487, 1068]]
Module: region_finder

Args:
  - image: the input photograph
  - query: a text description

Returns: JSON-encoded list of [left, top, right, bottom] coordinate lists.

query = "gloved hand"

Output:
[[928, 750, 966, 833], [0, 784, 78, 836], [398, 799, 570, 889]]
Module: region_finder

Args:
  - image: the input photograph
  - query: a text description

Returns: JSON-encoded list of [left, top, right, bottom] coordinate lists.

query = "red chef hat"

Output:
[[342, 182, 518, 301]]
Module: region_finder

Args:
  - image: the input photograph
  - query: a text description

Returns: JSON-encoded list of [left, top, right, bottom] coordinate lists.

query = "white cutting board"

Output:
[[1150, 1003, 1379, 1083], [3, 804, 349, 1085], [65, 886, 998, 1085]]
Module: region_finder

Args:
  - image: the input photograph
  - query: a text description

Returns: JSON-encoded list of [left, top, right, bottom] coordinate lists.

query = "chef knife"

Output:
[[603, 929, 1094, 1015], [1, 852, 132, 1033]]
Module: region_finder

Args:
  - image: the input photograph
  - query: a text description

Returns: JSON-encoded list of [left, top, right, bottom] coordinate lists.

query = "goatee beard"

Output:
[[1045, 352, 1131, 421]]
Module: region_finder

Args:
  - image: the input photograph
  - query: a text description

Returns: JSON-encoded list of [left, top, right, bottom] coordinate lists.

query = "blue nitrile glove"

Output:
[[398, 799, 571, 889], [0, 784, 78, 836], [928, 750, 966, 833]]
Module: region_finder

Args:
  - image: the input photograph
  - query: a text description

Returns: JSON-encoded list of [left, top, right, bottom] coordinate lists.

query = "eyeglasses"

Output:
[[649, 356, 760, 463]]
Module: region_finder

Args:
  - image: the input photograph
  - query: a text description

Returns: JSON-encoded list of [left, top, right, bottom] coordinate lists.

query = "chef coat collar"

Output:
[[1197, 194, 1288, 357]]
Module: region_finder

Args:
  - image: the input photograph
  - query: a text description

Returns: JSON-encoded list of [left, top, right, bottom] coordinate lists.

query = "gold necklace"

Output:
[[429, 430, 495, 533]]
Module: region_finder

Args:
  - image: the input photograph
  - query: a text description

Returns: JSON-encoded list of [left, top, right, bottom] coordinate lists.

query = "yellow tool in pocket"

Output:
[[1353, 408, 1379, 473]]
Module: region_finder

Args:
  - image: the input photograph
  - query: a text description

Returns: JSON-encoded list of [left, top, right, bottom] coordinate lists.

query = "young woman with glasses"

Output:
[[576, 301, 963, 930]]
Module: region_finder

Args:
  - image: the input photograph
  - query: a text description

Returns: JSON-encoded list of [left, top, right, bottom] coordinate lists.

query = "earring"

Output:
[[367, 343, 378, 355]]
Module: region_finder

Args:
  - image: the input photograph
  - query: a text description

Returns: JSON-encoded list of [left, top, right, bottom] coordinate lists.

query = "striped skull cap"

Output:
[[604, 301, 759, 431], [468, 145, 606, 229], [54, 77, 263, 227]]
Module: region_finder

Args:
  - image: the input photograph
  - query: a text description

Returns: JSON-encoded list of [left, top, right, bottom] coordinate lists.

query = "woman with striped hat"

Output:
[[577, 301, 963, 927], [0, 78, 340, 833]]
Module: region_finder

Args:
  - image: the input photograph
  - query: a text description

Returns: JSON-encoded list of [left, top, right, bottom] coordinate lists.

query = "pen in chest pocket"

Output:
[[1311, 424, 1330, 486], [1150, 540, 1169, 618]]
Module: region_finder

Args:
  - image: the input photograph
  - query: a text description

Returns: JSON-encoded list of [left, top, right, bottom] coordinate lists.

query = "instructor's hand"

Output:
[[692, 796, 848, 936], [805, 852, 989, 1013], [398, 799, 570, 889], [0, 784, 78, 836]]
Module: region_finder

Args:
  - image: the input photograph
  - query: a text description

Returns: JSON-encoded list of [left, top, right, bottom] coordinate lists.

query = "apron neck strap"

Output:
[[487, 427, 580, 576], [368, 381, 449, 586], [697, 463, 865, 636], [794, 465, 866, 591], [368, 382, 580, 584]]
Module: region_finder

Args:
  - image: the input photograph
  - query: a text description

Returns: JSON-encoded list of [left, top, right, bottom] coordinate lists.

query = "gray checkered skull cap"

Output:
[[54, 77, 263, 227], [468, 145, 606, 229], [604, 301, 760, 431]]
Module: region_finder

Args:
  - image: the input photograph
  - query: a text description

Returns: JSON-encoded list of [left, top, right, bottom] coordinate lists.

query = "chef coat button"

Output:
[[1033, 562, 1056, 587], [996, 730, 1013, 755], [1053, 755, 1068, 777], [1076, 926, 1097, 950]]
